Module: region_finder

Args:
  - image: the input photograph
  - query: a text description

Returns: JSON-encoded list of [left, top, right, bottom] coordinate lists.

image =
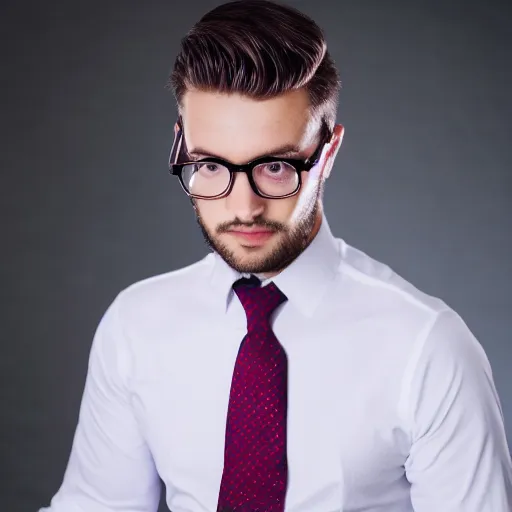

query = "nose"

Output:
[[225, 172, 265, 222]]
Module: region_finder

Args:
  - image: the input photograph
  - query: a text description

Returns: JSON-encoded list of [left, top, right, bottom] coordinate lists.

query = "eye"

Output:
[[198, 163, 219, 173], [254, 161, 297, 183], [265, 162, 283, 173]]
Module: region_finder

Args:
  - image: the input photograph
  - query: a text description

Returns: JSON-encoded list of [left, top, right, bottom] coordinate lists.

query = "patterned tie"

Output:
[[217, 275, 289, 512]]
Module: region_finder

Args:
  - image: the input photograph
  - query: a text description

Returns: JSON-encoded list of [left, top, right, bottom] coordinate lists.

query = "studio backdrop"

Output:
[[1, 0, 511, 510]]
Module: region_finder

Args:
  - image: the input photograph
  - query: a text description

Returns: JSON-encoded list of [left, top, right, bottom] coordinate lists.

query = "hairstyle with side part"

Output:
[[168, 0, 341, 136]]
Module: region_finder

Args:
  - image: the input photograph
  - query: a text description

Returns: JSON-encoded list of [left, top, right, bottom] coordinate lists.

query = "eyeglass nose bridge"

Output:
[[226, 165, 266, 198]]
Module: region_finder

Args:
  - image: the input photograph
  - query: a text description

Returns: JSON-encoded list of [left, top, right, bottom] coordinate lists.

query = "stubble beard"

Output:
[[192, 184, 323, 275]]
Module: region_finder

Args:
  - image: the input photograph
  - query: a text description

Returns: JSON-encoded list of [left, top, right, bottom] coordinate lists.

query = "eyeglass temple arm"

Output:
[[169, 129, 183, 165]]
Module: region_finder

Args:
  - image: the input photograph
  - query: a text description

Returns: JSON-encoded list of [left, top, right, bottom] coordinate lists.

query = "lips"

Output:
[[227, 229, 275, 245]]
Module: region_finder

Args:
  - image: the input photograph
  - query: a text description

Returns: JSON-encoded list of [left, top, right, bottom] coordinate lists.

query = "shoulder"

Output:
[[110, 253, 213, 326], [332, 239, 451, 355], [334, 238, 486, 367], [337, 239, 448, 317], [335, 240, 496, 425], [338, 238, 484, 342]]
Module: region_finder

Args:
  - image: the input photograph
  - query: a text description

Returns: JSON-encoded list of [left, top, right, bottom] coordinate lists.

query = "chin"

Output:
[[221, 245, 272, 272], [232, 245, 271, 261], [233, 258, 270, 275]]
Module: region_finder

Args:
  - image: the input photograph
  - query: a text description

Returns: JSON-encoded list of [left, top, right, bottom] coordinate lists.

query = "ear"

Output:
[[321, 123, 344, 180], [174, 122, 180, 135]]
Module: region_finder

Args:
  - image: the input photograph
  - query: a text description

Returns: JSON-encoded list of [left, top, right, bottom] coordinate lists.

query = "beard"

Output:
[[192, 182, 323, 275]]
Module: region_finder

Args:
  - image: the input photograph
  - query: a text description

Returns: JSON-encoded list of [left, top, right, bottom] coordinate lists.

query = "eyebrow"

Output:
[[187, 143, 303, 161]]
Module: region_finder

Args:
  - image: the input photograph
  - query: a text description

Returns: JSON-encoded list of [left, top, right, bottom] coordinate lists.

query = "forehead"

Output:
[[180, 89, 318, 162]]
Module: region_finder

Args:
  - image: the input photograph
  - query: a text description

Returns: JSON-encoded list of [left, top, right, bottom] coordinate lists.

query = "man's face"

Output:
[[180, 89, 327, 276]]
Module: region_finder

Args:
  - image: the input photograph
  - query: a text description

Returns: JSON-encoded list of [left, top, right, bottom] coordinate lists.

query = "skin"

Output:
[[179, 88, 344, 278]]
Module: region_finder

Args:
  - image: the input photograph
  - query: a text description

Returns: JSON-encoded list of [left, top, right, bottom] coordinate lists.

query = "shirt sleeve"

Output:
[[404, 308, 512, 511], [39, 295, 161, 512]]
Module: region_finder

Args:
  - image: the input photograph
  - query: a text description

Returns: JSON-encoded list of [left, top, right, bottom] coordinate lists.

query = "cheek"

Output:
[[285, 172, 321, 221], [265, 196, 300, 221], [301, 169, 319, 187], [196, 200, 225, 226], [196, 199, 239, 232], [297, 169, 322, 199]]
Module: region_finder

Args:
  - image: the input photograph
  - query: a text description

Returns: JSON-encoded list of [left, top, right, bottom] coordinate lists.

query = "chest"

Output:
[[129, 311, 411, 510]]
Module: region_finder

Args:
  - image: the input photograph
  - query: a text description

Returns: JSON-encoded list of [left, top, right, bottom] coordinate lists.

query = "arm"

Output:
[[39, 295, 161, 512], [403, 308, 512, 511]]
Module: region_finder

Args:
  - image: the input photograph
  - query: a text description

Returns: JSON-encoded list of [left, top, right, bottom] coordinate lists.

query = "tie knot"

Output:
[[233, 277, 287, 331]]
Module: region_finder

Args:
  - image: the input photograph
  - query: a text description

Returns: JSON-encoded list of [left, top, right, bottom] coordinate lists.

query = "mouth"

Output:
[[226, 229, 276, 246]]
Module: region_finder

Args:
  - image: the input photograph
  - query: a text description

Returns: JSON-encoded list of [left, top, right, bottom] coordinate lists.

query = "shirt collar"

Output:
[[209, 212, 340, 317]]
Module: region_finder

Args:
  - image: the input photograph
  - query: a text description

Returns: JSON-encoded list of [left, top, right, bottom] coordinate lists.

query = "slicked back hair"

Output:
[[169, 0, 341, 136]]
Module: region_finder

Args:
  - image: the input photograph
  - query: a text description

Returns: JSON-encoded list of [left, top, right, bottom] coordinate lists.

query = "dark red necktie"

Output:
[[217, 276, 289, 512]]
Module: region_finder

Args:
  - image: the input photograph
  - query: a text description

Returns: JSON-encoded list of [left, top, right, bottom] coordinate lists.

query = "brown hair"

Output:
[[169, 0, 340, 134]]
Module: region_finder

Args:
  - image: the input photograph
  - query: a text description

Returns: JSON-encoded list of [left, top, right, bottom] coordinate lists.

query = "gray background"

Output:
[[1, 0, 511, 510]]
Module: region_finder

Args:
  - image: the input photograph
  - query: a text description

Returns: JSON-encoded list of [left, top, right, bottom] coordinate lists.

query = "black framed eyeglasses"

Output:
[[168, 119, 329, 200]]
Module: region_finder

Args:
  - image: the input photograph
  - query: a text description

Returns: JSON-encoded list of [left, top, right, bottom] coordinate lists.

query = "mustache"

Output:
[[217, 217, 286, 233]]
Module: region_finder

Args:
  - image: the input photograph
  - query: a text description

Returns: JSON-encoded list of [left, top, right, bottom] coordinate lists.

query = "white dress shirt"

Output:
[[40, 214, 512, 512]]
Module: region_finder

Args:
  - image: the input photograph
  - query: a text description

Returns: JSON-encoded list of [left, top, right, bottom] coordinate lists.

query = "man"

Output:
[[40, 1, 512, 511]]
